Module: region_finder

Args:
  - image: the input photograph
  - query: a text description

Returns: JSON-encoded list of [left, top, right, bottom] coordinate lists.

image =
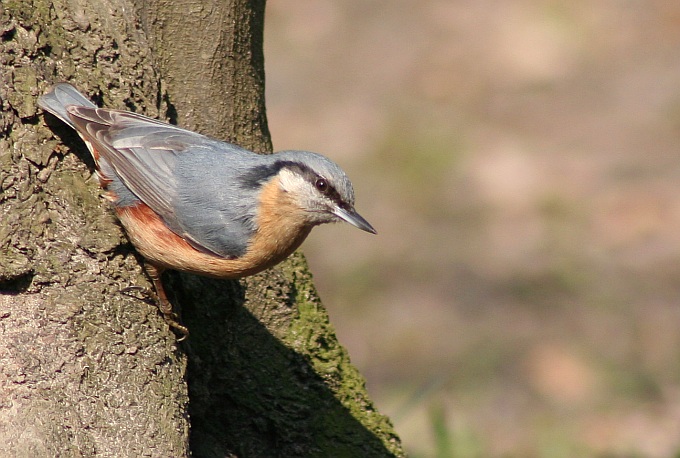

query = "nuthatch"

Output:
[[39, 83, 375, 336]]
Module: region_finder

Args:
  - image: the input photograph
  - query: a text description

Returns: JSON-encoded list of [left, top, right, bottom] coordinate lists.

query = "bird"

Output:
[[38, 83, 376, 337]]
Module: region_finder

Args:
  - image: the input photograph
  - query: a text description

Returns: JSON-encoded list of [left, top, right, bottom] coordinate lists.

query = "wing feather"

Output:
[[66, 106, 264, 257]]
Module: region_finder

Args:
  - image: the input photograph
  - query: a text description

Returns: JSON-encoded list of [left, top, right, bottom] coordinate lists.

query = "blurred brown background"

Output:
[[264, 1, 680, 456]]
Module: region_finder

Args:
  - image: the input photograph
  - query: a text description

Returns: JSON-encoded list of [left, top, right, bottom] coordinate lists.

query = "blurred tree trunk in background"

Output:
[[0, 0, 403, 456]]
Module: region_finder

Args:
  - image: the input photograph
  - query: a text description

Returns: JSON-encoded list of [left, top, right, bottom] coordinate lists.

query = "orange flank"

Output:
[[115, 176, 311, 278]]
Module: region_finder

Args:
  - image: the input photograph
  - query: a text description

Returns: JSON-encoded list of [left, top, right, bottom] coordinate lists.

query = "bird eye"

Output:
[[315, 178, 329, 193]]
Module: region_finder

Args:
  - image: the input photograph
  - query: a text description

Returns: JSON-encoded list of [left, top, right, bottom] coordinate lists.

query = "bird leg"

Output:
[[145, 263, 189, 339], [122, 263, 189, 339]]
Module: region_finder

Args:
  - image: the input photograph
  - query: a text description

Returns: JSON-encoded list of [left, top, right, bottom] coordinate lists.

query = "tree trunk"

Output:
[[0, 0, 403, 456]]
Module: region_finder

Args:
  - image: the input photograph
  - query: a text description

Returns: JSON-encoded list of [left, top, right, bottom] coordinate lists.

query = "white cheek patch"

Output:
[[276, 168, 326, 213], [278, 168, 306, 194]]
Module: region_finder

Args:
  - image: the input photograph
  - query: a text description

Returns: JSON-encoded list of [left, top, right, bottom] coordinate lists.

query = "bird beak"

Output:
[[332, 206, 377, 234]]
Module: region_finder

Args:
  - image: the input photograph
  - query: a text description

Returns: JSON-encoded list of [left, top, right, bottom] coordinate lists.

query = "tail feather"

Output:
[[37, 83, 97, 128]]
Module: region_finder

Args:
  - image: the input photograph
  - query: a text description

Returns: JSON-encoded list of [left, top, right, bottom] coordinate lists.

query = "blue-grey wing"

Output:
[[67, 106, 263, 257]]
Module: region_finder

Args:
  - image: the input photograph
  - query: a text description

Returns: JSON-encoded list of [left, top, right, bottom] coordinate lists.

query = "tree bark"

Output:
[[0, 0, 404, 456]]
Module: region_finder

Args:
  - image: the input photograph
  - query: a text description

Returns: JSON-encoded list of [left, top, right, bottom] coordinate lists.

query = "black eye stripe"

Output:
[[276, 160, 346, 208], [239, 162, 282, 189], [321, 184, 343, 207]]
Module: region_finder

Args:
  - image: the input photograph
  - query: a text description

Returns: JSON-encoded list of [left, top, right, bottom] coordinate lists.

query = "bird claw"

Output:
[[121, 285, 150, 298], [120, 283, 189, 340]]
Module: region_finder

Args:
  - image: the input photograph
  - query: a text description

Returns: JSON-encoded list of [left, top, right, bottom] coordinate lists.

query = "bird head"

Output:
[[273, 151, 376, 234]]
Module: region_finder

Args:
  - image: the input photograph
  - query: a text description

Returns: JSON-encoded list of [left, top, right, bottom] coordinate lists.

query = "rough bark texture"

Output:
[[0, 0, 404, 456]]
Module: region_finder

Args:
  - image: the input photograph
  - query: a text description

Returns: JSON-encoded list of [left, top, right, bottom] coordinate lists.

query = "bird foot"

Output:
[[120, 283, 189, 340]]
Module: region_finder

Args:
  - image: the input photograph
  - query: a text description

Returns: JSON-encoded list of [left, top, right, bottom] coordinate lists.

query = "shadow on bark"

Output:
[[165, 273, 396, 457]]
